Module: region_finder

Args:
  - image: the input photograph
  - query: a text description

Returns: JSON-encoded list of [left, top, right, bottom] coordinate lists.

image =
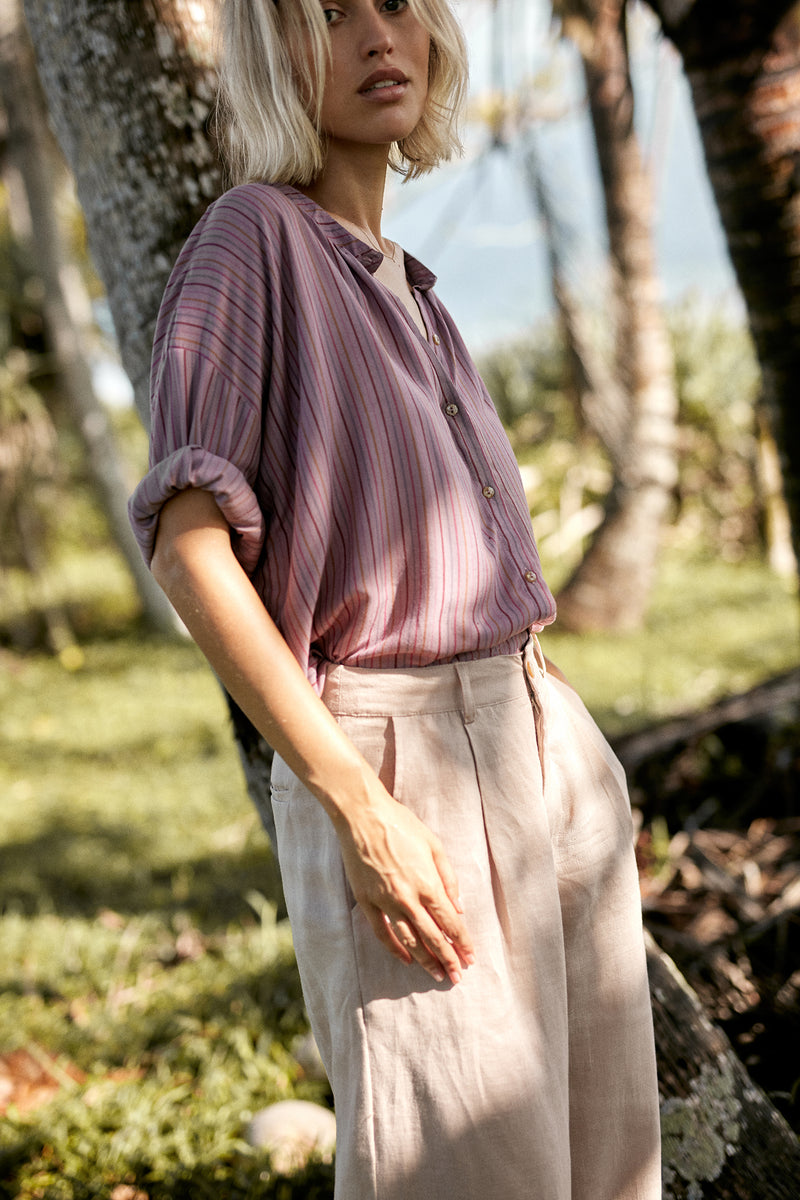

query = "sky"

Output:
[[381, 0, 740, 354]]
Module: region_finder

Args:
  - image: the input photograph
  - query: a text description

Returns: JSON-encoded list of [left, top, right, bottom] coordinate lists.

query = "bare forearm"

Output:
[[150, 488, 474, 983], [152, 512, 369, 825]]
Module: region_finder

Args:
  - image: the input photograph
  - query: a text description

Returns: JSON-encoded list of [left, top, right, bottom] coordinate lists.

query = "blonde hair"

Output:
[[217, 0, 468, 186]]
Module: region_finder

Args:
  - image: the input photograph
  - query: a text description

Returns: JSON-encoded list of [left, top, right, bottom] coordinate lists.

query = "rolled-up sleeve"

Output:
[[128, 189, 273, 573]]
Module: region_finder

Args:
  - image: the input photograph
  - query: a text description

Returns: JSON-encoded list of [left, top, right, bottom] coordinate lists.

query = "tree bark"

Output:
[[645, 0, 800, 576], [0, 0, 178, 635], [21, 0, 273, 832], [554, 0, 679, 631], [21, 0, 222, 425], [648, 932, 800, 1199]]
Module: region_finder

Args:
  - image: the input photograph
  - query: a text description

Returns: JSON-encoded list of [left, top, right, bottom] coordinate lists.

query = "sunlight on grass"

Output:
[[1, 549, 798, 1196], [539, 553, 800, 735], [1, 636, 321, 1195]]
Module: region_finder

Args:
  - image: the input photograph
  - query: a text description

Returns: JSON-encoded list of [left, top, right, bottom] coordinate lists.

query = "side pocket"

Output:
[[269, 752, 293, 803], [545, 676, 634, 851], [269, 752, 360, 915]]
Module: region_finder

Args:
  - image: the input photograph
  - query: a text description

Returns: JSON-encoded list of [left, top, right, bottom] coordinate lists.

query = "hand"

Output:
[[336, 789, 475, 986]]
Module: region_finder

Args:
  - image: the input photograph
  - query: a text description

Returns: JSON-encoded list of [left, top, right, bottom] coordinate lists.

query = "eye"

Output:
[[382, 0, 409, 11], [321, 6, 344, 24]]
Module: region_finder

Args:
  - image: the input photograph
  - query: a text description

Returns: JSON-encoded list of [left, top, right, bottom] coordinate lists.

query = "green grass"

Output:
[[0, 637, 326, 1198], [1, 550, 798, 1197], [539, 551, 800, 736]]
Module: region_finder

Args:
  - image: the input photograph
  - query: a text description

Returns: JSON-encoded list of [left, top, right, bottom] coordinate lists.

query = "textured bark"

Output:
[[0, 0, 178, 634], [648, 932, 800, 1198], [555, 0, 679, 631], [645, 0, 800, 574], [21, 0, 222, 425]]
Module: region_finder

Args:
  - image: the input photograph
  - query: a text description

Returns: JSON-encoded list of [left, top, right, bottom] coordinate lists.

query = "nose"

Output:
[[360, 9, 393, 57]]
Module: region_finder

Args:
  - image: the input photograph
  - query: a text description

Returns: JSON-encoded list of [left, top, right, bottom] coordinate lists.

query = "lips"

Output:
[[359, 68, 409, 94]]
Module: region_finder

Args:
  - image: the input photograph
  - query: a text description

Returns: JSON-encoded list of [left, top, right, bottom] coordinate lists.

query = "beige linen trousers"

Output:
[[270, 640, 662, 1199]]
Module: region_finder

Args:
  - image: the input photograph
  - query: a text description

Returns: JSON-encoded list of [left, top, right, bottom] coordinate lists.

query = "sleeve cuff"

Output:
[[128, 445, 266, 574]]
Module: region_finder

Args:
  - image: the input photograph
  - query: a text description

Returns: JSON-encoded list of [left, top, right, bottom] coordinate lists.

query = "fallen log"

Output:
[[612, 668, 800, 774], [648, 931, 800, 1199]]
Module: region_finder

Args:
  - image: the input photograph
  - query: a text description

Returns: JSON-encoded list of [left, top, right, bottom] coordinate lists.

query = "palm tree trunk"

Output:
[[21, 0, 223, 423], [646, 0, 800, 575], [21, 0, 272, 828], [556, 0, 679, 630]]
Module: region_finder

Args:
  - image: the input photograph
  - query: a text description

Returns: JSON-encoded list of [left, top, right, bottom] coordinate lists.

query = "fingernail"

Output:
[[463, 952, 476, 966], [449, 970, 462, 985], [432, 968, 446, 983]]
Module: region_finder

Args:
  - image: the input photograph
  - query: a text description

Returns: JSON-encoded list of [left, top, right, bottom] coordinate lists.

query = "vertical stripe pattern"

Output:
[[129, 183, 556, 693]]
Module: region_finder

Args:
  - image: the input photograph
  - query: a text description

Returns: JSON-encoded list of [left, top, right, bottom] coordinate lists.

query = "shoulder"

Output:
[[165, 184, 301, 298], [172, 183, 315, 285], [197, 182, 309, 246]]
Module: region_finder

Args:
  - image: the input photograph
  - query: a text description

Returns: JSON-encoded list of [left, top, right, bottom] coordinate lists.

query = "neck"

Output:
[[299, 140, 390, 241]]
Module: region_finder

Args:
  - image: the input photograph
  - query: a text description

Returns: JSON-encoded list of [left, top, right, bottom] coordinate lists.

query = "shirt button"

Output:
[[482, 485, 496, 499], [445, 403, 459, 416], [524, 569, 538, 584], [432, 333, 441, 345]]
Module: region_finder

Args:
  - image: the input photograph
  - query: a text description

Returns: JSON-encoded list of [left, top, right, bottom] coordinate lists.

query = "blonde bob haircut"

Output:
[[217, 0, 468, 186]]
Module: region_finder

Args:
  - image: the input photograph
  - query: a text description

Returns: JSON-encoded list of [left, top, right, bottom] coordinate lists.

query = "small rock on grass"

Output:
[[246, 1099, 336, 1174]]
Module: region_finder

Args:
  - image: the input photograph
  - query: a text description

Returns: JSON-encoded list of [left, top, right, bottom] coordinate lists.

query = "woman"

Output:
[[129, 1, 661, 1196]]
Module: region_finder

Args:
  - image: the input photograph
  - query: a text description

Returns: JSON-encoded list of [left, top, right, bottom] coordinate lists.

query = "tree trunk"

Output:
[[0, 0, 178, 635], [646, 0, 800, 577], [20, 3, 800, 1191], [522, 139, 631, 468], [21, 0, 222, 425], [647, 931, 800, 1199], [21, 0, 272, 835], [555, 0, 679, 631]]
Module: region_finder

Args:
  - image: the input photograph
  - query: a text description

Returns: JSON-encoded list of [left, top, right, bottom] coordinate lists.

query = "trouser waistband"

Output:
[[321, 638, 547, 719]]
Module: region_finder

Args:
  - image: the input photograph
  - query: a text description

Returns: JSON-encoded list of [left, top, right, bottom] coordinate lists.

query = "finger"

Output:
[[424, 889, 476, 966], [431, 843, 464, 914], [364, 906, 413, 965], [410, 910, 470, 985], [385, 914, 447, 983]]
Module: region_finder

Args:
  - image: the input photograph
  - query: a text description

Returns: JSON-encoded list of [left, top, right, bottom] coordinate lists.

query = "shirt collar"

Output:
[[273, 183, 437, 293]]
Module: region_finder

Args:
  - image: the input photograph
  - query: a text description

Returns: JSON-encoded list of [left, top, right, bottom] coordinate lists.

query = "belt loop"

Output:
[[454, 662, 477, 725], [522, 636, 547, 791]]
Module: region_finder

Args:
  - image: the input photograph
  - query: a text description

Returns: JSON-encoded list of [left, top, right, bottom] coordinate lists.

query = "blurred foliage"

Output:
[[478, 299, 768, 577], [0, 183, 146, 651]]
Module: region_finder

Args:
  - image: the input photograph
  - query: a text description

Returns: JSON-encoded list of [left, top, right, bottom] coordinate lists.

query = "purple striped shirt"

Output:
[[128, 183, 556, 693]]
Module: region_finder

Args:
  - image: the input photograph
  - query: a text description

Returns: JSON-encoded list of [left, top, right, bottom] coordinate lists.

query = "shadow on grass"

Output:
[[0, 1158, 336, 1200], [0, 815, 285, 928], [0, 956, 334, 1200]]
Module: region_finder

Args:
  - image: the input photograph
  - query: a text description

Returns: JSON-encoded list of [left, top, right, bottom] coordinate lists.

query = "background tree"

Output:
[[0, 0, 177, 635], [19, 0, 800, 1192], [644, 0, 800, 574], [551, 0, 680, 630]]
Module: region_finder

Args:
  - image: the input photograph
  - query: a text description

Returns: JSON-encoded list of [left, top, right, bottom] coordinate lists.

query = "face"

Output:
[[313, 0, 431, 149]]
